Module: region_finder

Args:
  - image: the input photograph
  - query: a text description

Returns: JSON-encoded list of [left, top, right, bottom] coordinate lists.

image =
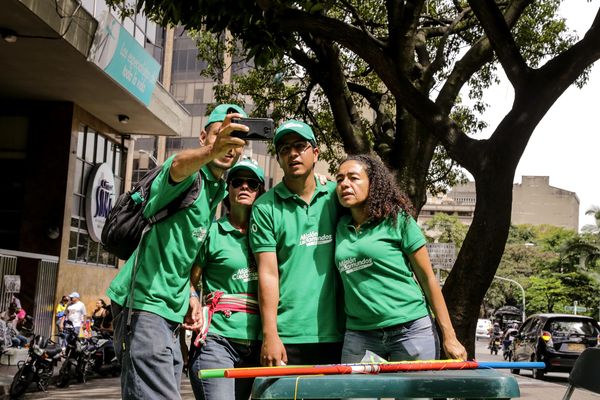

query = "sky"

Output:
[[470, 1, 600, 231]]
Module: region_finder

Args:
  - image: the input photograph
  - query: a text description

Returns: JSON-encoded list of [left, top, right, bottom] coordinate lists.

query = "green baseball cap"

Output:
[[204, 104, 247, 129], [227, 158, 265, 183], [273, 119, 316, 147]]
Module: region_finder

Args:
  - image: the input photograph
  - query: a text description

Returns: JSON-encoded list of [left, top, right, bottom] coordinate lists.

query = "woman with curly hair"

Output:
[[334, 154, 466, 362]]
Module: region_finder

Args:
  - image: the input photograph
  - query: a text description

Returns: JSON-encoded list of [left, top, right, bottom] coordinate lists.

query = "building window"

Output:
[[68, 125, 126, 267]]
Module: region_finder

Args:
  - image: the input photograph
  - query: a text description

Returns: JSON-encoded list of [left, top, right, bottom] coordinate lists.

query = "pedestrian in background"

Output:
[[1, 303, 28, 348], [55, 295, 69, 346], [334, 154, 467, 362], [65, 292, 87, 333], [92, 298, 112, 333]]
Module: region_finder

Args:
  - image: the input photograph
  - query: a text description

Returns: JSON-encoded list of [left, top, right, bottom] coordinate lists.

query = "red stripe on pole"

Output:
[[223, 361, 480, 379]]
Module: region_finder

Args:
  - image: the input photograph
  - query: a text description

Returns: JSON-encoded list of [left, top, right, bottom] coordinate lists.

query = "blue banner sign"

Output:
[[88, 12, 161, 106]]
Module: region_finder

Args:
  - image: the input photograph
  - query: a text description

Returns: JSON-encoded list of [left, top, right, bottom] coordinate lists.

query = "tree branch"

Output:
[[421, 7, 470, 90], [398, 0, 426, 69], [298, 35, 371, 154], [274, 6, 476, 167], [338, 0, 381, 45], [347, 82, 393, 146], [468, 0, 531, 87], [436, 0, 530, 113], [386, 0, 404, 62]]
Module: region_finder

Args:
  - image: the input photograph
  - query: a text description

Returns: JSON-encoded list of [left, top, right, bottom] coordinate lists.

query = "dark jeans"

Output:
[[189, 333, 261, 400], [112, 303, 183, 400], [284, 341, 343, 365]]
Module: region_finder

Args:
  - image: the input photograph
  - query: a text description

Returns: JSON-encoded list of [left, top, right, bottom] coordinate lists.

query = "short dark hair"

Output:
[[340, 154, 414, 223]]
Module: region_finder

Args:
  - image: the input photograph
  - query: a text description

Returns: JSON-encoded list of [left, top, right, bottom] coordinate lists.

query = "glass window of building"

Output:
[[69, 125, 125, 267]]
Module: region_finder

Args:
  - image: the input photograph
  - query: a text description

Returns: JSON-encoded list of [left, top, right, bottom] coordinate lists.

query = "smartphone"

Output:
[[231, 118, 274, 141]]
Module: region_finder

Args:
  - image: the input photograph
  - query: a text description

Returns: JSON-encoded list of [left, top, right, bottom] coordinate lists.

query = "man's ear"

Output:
[[199, 129, 208, 146]]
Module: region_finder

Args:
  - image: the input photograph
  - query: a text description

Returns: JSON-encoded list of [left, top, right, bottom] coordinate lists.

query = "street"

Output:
[[14, 340, 600, 399]]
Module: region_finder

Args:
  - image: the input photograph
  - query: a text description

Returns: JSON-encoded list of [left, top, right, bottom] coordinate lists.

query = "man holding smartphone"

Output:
[[250, 119, 344, 366], [107, 104, 249, 400]]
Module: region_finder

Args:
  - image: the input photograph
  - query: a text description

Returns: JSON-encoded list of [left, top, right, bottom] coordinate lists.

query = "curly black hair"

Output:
[[341, 154, 414, 223]]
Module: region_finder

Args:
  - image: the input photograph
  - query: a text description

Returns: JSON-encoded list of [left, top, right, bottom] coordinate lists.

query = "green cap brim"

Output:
[[205, 104, 247, 129]]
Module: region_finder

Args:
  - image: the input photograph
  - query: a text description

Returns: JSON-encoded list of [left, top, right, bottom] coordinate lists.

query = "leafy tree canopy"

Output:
[[423, 213, 469, 248], [106, 0, 600, 357]]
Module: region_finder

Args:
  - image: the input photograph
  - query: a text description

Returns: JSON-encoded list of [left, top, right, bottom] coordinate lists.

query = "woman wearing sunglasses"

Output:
[[187, 158, 266, 400]]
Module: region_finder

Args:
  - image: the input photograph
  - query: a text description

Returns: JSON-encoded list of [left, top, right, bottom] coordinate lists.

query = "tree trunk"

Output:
[[442, 156, 515, 358]]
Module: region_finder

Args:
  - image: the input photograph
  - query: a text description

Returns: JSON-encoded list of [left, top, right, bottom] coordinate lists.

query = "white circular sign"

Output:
[[85, 163, 116, 242]]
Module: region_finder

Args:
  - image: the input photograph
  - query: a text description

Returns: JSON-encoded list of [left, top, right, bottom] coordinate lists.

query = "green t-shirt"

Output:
[[197, 216, 260, 340], [250, 179, 344, 344], [334, 214, 429, 330], [106, 156, 226, 323]]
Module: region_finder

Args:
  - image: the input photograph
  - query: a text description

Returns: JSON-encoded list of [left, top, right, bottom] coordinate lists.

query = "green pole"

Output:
[[200, 369, 226, 379]]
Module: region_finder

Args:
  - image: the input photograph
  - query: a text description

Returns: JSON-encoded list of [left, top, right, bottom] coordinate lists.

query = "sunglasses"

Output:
[[277, 140, 312, 157], [230, 177, 261, 191]]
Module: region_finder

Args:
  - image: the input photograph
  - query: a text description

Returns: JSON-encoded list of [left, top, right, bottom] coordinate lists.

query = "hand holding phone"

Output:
[[231, 118, 274, 141]]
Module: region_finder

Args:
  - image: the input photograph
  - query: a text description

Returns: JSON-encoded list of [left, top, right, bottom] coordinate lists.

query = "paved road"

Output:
[[11, 340, 600, 399], [474, 338, 600, 400]]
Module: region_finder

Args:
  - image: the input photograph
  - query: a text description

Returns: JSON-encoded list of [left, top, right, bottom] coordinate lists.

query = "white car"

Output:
[[475, 318, 492, 340]]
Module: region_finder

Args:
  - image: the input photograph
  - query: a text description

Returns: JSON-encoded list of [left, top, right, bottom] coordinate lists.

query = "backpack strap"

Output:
[[124, 171, 203, 337]]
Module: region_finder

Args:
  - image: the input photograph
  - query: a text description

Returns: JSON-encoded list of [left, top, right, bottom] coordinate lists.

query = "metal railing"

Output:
[[0, 254, 17, 314], [0, 250, 58, 340]]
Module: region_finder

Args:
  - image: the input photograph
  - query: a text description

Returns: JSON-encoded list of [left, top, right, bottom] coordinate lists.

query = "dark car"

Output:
[[511, 313, 600, 379]]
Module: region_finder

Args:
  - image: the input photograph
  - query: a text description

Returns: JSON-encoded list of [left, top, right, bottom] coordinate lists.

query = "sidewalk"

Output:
[[0, 363, 19, 398]]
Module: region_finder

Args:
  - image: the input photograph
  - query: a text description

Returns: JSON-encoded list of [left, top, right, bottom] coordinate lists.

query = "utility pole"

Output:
[[494, 275, 526, 322]]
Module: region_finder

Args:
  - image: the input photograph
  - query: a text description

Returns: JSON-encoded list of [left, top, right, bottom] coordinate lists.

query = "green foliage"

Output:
[[507, 224, 536, 245], [103, 0, 581, 199], [534, 225, 578, 252], [485, 224, 600, 317], [526, 272, 600, 316], [423, 213, 468, 249], [527, 275, 568, 314], [582, 205, 600, 234], [559, 234, 600, 272]]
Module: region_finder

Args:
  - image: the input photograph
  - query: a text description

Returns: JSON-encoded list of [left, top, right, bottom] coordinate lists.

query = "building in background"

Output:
[[134, 27, 281, 190], [418, 176, 579, 232], [418, 181, 477, 227], [0, 0, 189, 337], [511, 176, 579, 231]]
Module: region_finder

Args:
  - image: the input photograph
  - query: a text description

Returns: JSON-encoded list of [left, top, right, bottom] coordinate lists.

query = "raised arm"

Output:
[[170, 114, 247, 182]]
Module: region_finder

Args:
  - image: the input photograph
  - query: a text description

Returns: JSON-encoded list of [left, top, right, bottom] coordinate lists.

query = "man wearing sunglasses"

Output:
[[250, 120, 344, 368], [107, 104, 248, 400]]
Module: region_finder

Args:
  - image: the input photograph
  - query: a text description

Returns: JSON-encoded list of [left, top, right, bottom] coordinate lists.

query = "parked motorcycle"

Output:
[[9, 335, 62, 399], [88, 329, 120, 376], [56, 321, 94, 388]]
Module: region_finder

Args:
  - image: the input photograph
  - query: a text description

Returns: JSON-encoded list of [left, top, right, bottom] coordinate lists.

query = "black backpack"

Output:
[[101, 165, 202, 260]]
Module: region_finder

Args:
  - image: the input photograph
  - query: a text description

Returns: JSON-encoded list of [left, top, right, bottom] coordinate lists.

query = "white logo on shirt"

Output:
[[192, 227, 207, 242], [299, 231, 333, 246], [232, 267, 258, 282], [338, 257, 373, 274]]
